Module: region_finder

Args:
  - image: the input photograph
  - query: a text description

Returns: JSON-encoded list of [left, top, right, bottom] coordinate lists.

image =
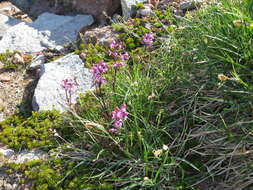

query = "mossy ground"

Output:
[[1, 0, 253, 189]]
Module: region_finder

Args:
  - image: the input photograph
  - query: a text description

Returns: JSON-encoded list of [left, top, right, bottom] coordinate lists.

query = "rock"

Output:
[[80, 26, 118, 47], [29, 54, 45, 70], [11, 53, 25, 65], [137, 4, 155, 17], [9, 0, 32, 12], [0, 14, 21, 39], [32, 53, 93, 112], [0, 74, 11, 82], [0, 149, 15, 158], [0, 147, 47, 164], [0, 13, 94, 53], [15, 149, 48, 164], [180, 0, 203, 10], [28, 0, 120, 24], [121, 0, 146, 18]]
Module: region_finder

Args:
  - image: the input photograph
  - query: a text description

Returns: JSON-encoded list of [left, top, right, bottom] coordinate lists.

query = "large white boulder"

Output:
[[0, 12, 94, 53], [121, 0, 146, 18], [32, 53, 93, 112], [0, 14, 21, 39]]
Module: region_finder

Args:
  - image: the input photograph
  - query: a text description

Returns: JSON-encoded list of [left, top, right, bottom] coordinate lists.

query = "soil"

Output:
[[0, 1, 32, 22]]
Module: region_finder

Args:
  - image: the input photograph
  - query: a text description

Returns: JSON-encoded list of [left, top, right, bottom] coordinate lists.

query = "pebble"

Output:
[[0, 74, 11, 82], [180, 0, 203, 10]]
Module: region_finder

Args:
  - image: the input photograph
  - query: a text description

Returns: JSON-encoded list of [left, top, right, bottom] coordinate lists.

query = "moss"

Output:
[[7, 157, 114, 190], [0, 110, 64, 150]]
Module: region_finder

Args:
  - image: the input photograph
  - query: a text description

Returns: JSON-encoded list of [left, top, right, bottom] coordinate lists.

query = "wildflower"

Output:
[[113, 120, 123, 128], [120, 52, 130, 61], [233, 20, 242, 27], [109, 128, 118, 134], [218, 74, 232, 81], [112, 104, 129, 129], [110, 40, 124, 49], [91, 61, 109, 85], [163, 144, 169, 151], [153, 149, 163, 157], [142, 33, 154, 46], [110, 40, 118, 49], [113, 61, 127, 68], [61, 78, 78, 105], [108, 50, 119, 59], [112, 104, 128, 121], [61, 79, 77, 92]]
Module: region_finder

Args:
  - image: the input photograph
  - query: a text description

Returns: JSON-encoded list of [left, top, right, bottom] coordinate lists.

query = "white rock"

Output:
[[0, 148, 15, 158], [32, 53, 93, 112], [29, 55, 46, 69], [120, 0, 146, 18], [0, 14, 21, 39], [180, 0, 203, 10], [15, 149, 48, 164], [0, 12, 94, 53], [137, 5, 155, 17]]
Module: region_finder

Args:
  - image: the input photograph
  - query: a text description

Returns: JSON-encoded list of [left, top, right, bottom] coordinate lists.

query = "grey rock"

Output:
[[9, 0, 32, 12], [0, 12, 94, 53], [29, 54, 46, 70], [137, 5, 155, 17], [121, 0, 146, 18], [15, 149, 48, 164], [32, 53, 93, 112], [180, 0, 203, 10], [0, 14, 21, 39], [0, 148, 15, 158]]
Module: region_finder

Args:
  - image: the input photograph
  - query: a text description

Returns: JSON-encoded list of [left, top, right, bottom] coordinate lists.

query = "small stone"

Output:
[[180, 0, 203, 10], [121, 0, 146, 18], [137, 5, 155, 17], [29, 54, 45, 70], [0, 74, 11, 82], [11, 53, 25, 65], [15, 149, 48, 164], [0, 148, 15, 158]]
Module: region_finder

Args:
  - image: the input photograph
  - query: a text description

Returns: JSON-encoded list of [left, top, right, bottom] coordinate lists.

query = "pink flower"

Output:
[[110, 40, 118, 49], [61, 78, 78, 105], [96, 61, 108, 73], [120, 52, 130, 61], [142, 33, 155, 46], [113, 120, 123, 128], [113, 61, 127, 68], [91, 61, 109, 85], [110, 40, 124, 49], [109, 128, 118, 134], [61, 79, 77, 92], [108, 50, 119, 59], [112, 104, 129, 130]]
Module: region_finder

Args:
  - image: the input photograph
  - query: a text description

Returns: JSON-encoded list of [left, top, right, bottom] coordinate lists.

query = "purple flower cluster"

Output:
[[109, 104, 129, 133], [61, 79, 77, 92], [91, 61, 109, 85], [142, 33, 155, 46], [108, 40, 130, 69], [110, 40, 124, 49], [61, 78, 78, 105]]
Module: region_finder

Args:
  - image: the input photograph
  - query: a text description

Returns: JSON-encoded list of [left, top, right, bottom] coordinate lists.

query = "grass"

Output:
[[61, 0, 253, 189], [1, 0, 253, 189]]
